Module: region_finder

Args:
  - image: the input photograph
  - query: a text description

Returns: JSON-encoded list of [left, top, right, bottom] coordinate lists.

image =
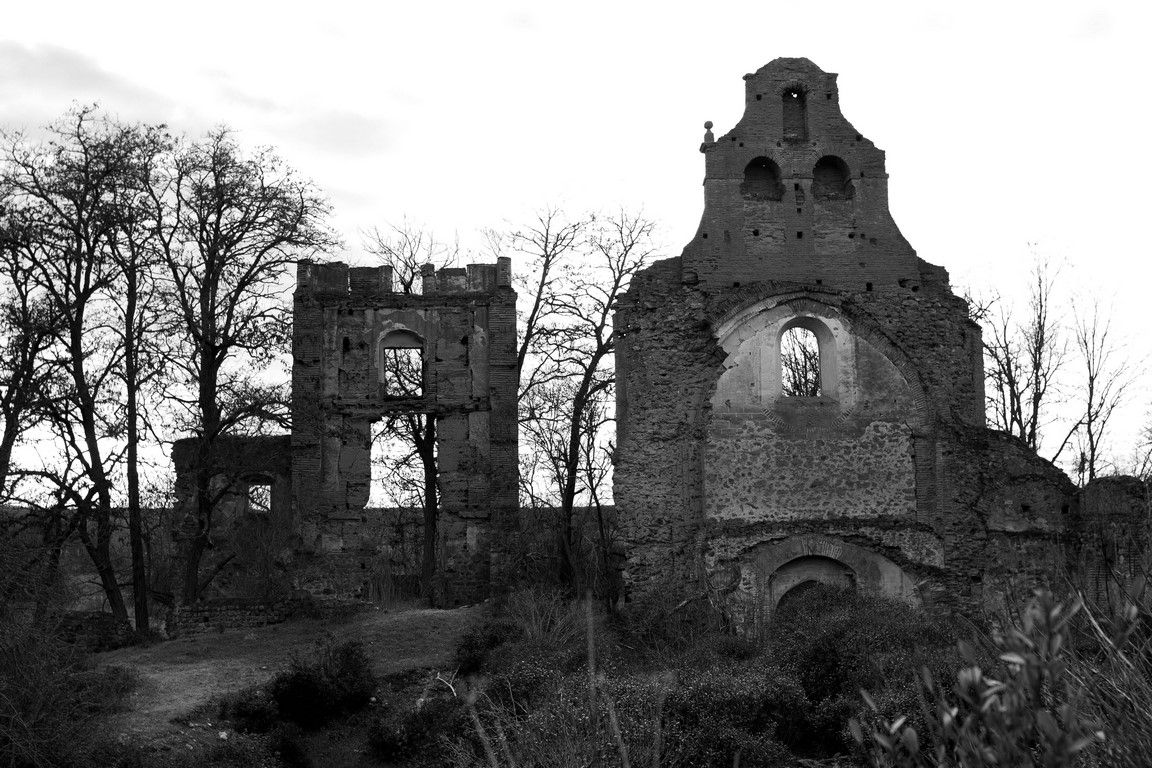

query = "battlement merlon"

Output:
[[295, 257, 512, 298]]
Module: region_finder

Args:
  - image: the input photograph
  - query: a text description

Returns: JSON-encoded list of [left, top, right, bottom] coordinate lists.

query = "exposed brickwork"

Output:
[[614, 58, 1075, 617]]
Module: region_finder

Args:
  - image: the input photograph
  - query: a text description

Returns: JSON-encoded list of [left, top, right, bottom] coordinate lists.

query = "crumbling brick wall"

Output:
[[614, 58, 1074, 617]]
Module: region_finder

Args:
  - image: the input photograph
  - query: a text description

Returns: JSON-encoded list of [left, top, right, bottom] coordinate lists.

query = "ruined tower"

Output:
[[614, 58, 1073, 620], [290, 260, 518, 605]]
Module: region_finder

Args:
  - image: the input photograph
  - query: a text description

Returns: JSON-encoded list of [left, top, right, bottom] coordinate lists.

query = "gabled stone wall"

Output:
[[614, 58, 1076, 618]]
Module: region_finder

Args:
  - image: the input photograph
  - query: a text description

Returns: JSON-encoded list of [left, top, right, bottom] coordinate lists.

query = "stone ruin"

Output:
[[172, 57, 1148, 618], [612, 57, 1146, 622], [174, 259, 518, 606]]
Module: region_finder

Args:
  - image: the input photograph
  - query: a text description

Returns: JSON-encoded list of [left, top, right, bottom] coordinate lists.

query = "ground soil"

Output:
[[94, 602, 481, 750]]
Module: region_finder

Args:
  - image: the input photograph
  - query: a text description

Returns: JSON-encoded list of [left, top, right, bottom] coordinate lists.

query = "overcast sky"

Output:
[[3, 0, 1150, 466]]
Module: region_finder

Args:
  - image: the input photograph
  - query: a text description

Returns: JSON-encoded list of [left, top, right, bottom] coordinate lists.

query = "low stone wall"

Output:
[[169, 595, 366, 638]]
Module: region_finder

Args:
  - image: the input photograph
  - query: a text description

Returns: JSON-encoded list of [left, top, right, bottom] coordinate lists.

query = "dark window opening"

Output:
[[379, 330, 424, 397], [812, 155, 855, 201], [781, 326, 821, 397], [741, 157, 784, 201], [782, 87, 808, 141]]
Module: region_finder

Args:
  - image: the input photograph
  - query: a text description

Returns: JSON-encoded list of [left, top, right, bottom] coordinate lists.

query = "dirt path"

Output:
[[95, 604, 482, 741]]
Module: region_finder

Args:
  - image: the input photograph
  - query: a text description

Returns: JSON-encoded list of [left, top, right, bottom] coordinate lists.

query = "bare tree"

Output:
[[1072, 301, 1132, 484], [0, 205, 57, 497], [981, 257, 1070, 457], [363, 222, 455, 599], [509, 208, 654, 591], [0, 108, 154, 626], [151, 128, 336, 603], [106, 126, 170, 633], [780, 327, 821, 397]]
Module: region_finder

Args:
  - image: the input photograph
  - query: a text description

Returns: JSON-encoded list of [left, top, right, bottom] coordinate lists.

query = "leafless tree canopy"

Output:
[[780, 327, 821, 397]]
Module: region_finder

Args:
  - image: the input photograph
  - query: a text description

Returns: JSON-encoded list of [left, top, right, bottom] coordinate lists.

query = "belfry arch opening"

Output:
[[782, 87, 808, 141], [378, 329, 424, 397], [812, 155, 854, 201], [741, 157, 784, 201]]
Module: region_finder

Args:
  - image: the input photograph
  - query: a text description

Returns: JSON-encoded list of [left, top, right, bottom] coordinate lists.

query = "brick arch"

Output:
[[710, 291, 934, 425], [751, 534, 922, 609]]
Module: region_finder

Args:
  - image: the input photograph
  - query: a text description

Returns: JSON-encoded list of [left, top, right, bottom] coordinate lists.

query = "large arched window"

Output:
[[812, 155, 854, 201], [378, 329, 424, 397], [780, 326, 822, 396], [741, 157, 784, 201], [782, 87, 808, 141]]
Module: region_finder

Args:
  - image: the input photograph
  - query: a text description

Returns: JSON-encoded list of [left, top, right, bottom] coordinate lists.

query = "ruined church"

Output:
[[173, 58, 1146, 621]]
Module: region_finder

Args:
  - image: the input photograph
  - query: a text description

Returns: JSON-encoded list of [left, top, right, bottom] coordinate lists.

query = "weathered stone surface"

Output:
[[613, 58, 1080, 619]]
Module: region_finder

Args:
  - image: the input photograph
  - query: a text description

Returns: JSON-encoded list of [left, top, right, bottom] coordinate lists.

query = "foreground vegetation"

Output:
[[5, 581, 1150, 767]]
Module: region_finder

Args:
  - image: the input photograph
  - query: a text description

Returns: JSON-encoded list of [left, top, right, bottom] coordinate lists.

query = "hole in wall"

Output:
[[752, 229, 760, 236], [866, 282, 873, 291], [855, 134, 862, 141], [379, 330, 424, 397], [780, 326, 821, 397], [796, 231, 804, 239], [342, 336, 351, 354], [756, 94, 762, 100], [741, 157, 784, 201], [812, 155, 855, 200], [702, 232, 708, 239]]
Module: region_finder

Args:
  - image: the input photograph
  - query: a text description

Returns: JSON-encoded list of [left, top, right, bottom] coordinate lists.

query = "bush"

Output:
[[367, 696, 468, 765], [0, 618, 139, 768], [768, 584, 958, 754], [270, 722, 312, 768], [854, 590, 1103, 768], [220, 687, 280, 734], [663, 661, 804, 767], [268, 635, 377, 730], [454, 616, 521, 675]]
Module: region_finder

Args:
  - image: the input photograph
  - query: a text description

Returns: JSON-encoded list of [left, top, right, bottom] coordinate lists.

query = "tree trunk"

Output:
[[419, 416, 438, 602], [125, 266, 149, 633]]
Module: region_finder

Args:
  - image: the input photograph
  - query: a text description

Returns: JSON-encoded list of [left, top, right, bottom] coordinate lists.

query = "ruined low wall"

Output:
[[169, 595, 367, 638]]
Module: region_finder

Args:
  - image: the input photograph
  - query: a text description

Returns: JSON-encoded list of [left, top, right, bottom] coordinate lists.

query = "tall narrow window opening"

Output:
[[780, 326, 821, 396], [782, 87, 808, 141], [379, 330, 424, 397]]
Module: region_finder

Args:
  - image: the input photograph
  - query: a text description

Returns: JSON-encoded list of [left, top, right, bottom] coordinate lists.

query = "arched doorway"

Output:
[[768, 555, 856, 613]]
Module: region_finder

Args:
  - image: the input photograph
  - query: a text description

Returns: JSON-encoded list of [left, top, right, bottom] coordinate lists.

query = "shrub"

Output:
[[768, 584, 959, 754], [454, 616, 522, 675], [367, 696, 468, 765], [0, 618, 138, 768], [271, 722, 312, 768], [268, 635, 377, 730], [663, 661, 804, 767], [220, 687, 280, 734], [853, 590, 1103, 768]]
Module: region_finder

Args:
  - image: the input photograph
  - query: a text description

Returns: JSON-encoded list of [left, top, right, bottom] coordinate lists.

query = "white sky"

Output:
[[3, 0, 1150, 469]]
